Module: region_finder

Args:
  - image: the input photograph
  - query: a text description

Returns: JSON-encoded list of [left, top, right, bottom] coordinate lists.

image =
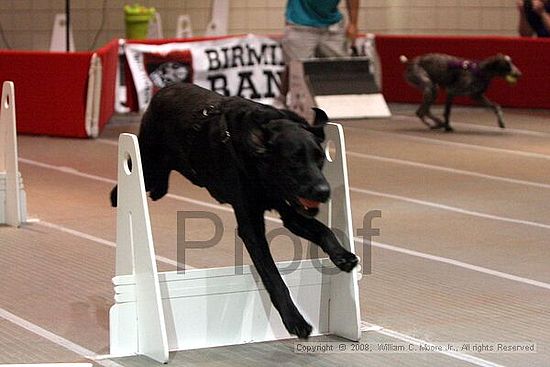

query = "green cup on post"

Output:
[[124, 4, 156, 40]]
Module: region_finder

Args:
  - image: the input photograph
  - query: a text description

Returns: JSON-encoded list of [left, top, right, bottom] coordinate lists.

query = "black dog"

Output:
[[110, 83, 358, 339], [401, 53, 521, 131]]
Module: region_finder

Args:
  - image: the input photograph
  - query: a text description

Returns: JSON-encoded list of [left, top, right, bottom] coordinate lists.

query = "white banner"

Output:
[[125, 34, 285, 111]]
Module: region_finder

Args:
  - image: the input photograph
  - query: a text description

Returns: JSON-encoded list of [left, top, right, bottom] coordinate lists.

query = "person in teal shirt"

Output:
[[275, 0, 360, 108]]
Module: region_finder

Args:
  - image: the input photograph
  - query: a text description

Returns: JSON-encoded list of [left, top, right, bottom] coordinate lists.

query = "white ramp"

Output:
[[109, 124, 361, 360], [0, 81, 27, 227]]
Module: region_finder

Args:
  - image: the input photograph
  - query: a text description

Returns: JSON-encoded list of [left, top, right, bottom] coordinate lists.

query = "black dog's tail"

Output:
[[399, 55, 409, 64]]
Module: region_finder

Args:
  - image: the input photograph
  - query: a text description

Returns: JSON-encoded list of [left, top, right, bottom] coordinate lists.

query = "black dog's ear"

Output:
[[310, 108, 328, 142], [312, 108, 329, 126]]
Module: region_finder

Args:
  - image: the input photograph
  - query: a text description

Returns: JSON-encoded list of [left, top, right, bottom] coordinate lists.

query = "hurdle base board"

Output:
[[315, 94, 391, 119], [0, 172, 28, 224], [110, 258, 356, 356]]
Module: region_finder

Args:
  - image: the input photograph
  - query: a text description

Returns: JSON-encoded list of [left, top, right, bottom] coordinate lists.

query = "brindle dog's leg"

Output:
[[279, 206, 358, 272], [407, 65, 444, 128], [233, 203, 313, 339], [473, 94, 505, 129], [442, 94, 455, 132]]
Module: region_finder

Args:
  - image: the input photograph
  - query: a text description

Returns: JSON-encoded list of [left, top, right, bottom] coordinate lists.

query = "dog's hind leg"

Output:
[[417, 86, 445, 129], [407, 66, 442, 128], [473, 94, 505, 128], [279, 206, 358, 272], [234, 204, 313, 339]]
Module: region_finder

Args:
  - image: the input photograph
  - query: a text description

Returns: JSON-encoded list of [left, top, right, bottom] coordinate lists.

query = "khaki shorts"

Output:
[[281, 20, 347, 62]]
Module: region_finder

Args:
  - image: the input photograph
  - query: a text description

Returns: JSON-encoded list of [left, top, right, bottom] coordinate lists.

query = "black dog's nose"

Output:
[[311, 182, 330, 202]]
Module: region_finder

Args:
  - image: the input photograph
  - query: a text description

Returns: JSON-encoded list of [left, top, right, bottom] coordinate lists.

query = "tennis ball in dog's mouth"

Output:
[[505, 75, 518, 84]]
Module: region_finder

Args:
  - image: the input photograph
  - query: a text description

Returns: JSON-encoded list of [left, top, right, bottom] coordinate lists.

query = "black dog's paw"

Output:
[[149, 186, 168, 201], [110, 186, 118, 207], [331, 251, 359, 272], [284, 314, 313, 339], [444, 126, 454, 132]]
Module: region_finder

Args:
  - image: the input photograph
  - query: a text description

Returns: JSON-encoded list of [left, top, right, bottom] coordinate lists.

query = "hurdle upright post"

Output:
[[113, 133, 169, 363], [0, 81, 22, 227]]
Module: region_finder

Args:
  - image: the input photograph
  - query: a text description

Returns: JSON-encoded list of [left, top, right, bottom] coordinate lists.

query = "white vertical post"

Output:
[[115, 133, 169, 363], [147, 12, 164, 39], [205, 0, 229, 36], [84, 53, 102, 138], [176, 15, 193, 38], [0, 81, 21, 227], [50, 14, 75, 52], [323, 123, 362, 341]]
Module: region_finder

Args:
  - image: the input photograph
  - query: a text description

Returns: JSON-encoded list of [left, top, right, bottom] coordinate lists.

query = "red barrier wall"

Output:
[[375, 35, 550, 109], [0, 39, 119, 138]]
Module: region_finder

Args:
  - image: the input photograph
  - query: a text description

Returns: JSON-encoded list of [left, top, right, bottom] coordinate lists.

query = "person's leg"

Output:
[[276, 24, 321, 107], [318, 19, 347, 57]]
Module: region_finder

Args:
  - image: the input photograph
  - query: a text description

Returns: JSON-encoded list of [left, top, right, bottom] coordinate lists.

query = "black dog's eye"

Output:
[[314, 148, 325, 166]]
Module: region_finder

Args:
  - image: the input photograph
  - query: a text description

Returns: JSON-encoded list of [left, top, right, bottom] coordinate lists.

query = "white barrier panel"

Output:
[[109, 124, 361, 361], [49, 14, 75, 52], [0, 81, 27, 227]]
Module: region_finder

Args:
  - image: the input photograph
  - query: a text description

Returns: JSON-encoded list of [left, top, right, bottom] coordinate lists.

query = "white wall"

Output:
[[0, 0, 519, 51]]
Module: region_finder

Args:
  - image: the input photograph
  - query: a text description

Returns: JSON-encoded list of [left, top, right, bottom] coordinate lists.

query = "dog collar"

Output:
[[448, 59, 482, 76]]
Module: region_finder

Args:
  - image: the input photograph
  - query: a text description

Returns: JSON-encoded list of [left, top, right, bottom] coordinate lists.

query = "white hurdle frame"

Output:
[[84, 53, 102, 138], [0, 81, 27, 227], [109, 124, 361, 363]]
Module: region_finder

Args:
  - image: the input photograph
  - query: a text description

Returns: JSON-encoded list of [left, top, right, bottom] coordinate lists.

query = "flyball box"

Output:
[[288, 57, 391, 121]]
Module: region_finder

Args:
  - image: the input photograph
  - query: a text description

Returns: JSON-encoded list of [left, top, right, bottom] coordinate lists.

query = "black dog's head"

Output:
[[482, 54, 522, 84], [249, 108, 330, 217]]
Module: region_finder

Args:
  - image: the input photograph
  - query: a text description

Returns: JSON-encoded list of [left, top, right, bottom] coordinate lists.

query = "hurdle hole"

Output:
[[123, 153, 133, 175], [325, 140, 335, 163], [3, 94, 9, 109]]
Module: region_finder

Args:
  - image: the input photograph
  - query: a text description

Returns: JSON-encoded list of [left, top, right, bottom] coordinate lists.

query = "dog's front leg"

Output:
[[474, 94, 505, 128], [233, 204, 313, 339], [279, 206, 358, 272], [442, 95, 455, 132]]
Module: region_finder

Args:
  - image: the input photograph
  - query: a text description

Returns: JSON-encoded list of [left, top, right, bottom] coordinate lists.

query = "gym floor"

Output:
[[1, 103, 549, 367]]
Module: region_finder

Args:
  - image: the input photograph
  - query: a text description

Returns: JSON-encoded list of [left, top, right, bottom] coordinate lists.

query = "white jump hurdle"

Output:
[[109, 124, 361, 363], [0, 81, 27, 227]]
